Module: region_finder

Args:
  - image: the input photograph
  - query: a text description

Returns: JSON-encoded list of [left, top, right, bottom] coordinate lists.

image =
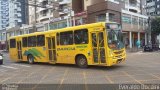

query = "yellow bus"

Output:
[[9, 22, 126, 68]]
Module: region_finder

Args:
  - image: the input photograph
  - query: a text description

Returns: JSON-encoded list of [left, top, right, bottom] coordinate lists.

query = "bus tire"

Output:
[[76, 55, 88, 68], [28, 55, 34, 64]]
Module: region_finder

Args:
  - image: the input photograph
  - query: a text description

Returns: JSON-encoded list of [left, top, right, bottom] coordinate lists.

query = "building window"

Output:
[[74, 29, 88, 44], [139, 18, 143, 26], [96, 14, 106, 22], [132, 17, 138, 25], [122, 16, 131, 24], [109, 13, 115, 22]]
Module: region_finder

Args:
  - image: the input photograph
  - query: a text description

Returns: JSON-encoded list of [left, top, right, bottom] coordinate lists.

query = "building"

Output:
[[0, 0, 29, 50], [87, 0, 121, 24], [28, 0, 59, 24], [121, 0, 148, 49], [6, 0, 29, 38], [146, 0, 160, 16], [8, 0, 29, 29], [146, 0, 160, 46], [0, 0, 9, 50]]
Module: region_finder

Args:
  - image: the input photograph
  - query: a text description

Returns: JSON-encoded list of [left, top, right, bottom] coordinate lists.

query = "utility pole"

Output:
[[33, 0, 37, 32]]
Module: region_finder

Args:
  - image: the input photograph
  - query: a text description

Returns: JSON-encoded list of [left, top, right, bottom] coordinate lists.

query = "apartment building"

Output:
[[0, 0, 9, 50], [8, 0, 29, 28], [146, 0, 160, 16], [0, 0, 29, 50], [29, 0, 59, 24]]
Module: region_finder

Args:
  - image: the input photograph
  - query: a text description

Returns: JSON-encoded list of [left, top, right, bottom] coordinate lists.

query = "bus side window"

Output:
[[37, 35, 45, 46], [22, 37, 28, 47], [56, 33, 60, 45], [10, 39, 16, 48], [60, 31, 73, 45], [28, 36, 37, 47], [74, 29, 88, 44]]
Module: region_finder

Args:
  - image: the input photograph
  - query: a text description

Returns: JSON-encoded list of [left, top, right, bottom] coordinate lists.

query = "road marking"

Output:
[[0, 69, 7, 72], [122, 71, 142, 84], [1, 65, 18, 69], [83, 71, 88, 90], [12, 64, 31, 68]]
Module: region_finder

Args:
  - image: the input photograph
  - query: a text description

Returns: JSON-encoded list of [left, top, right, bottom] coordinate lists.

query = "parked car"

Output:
[[143, 44, 153, 52], [144, 44, 159, 52], [0, 53, 3, 65]]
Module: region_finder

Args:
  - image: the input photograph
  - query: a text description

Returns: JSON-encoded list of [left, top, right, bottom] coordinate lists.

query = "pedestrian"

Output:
[[136, 40, 141, 51]]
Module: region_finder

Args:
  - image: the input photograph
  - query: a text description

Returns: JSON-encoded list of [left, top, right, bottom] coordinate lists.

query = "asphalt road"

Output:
[[0, 51, 160, 89]]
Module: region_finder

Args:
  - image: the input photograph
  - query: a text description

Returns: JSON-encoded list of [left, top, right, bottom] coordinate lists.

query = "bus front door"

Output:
[[91, 32, 106, 64], [17, 41, 22, 60], [47, 37, 57, 63]]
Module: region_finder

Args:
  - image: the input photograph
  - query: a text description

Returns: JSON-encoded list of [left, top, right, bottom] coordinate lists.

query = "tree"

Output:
[[151, 17, 160, 35]]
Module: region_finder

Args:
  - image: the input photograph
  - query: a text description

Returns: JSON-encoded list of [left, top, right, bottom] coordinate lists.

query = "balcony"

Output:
[[37, 15, 51, 22], [125, 3, 140, 13], [16, 13, 22, 17], [17, 7, 21, 11], [36, 8, 47, 13], [59, 0, 70, 5], [39, 0, 47, 3], [147, 1, 155, 7]]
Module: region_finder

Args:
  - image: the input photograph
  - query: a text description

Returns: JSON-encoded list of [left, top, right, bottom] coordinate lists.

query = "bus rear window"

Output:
[[10, 39, 16, 48]]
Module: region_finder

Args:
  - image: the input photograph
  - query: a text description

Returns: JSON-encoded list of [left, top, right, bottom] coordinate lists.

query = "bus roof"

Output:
[[9, 22, 117, 39]]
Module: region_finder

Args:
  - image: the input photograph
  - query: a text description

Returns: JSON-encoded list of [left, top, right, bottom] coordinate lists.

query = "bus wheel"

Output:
[[28, 55, 34, 64], [76, 56, 88, 68]]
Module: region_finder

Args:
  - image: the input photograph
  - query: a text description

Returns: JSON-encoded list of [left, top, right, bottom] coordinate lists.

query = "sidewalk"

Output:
[[126, 47, 143, 53]]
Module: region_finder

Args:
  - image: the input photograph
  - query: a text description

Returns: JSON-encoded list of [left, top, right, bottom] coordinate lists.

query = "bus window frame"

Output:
[[60, 31, 74, 45], [28, 36, 37, 47], [22, 37, 28, 47], [74, 29, 89, 45], [37, 35, 45, 47], [56, 33, 60, 46]]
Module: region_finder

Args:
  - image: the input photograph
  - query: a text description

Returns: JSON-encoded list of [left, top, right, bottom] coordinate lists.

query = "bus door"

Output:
[[17, 40, 23, 60], [47, 37, 57, 63], [91, 31, 106, 64]]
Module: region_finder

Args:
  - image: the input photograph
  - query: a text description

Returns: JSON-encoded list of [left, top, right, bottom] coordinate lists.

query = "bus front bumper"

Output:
[[109, 57, 126, 66]]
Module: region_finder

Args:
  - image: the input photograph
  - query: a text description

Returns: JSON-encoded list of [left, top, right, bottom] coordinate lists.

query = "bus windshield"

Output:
[[106, 23, 124, 50]]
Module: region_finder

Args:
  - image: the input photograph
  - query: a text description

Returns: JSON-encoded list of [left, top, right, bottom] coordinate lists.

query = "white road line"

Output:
[[0, 69, 7, 72], [12, 64, 31, 68], [1, 65, 18, 69]]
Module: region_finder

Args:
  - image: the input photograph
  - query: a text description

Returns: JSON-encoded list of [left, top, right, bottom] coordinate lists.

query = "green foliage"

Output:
[[151, 17, 160, 35]]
